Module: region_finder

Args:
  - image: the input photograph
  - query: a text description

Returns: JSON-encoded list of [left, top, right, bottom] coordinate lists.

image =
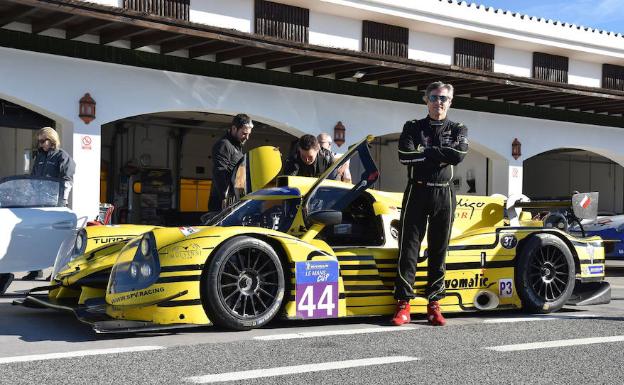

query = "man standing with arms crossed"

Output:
[[392, 81, 468, 326]]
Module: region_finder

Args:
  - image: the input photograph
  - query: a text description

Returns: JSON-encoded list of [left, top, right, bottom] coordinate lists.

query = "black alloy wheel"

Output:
[[516, 234, 575, 313], [203, 236, 285, 330]]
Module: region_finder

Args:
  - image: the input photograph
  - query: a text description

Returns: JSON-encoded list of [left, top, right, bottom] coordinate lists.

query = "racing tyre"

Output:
[[202, 236, 285, 330], [516, 234, 575, 313]]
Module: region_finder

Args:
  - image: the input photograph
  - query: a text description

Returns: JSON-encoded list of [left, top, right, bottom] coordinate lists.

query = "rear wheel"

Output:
[[516, 234, 575, 313], [202, 236, 285, 330]]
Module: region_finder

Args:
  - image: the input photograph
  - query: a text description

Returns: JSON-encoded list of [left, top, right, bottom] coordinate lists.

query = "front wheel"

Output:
[[516, 234, 575, 313], [202, 236, 285, 330]]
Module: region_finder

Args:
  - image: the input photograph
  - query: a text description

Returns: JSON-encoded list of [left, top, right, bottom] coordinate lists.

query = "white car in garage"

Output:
[[0, 176, 79, 294]]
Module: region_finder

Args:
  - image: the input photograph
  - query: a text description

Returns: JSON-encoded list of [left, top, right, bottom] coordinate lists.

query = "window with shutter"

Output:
[[533, 52, 568, 83], [454, 38, 494, 72], [123, 0, 189, 21], [603, 64, 624, 91], [362, 20, 408, 58], [255, 0, 309, 43]]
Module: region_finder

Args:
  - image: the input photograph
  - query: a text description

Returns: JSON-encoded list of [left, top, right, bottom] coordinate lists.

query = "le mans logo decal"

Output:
[[580, 195, 591, 209]]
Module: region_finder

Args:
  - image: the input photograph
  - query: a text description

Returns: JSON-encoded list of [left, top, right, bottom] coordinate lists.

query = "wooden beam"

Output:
[[313, 63, 368, 77], [358, 69, 410, 83], [188, 40, 238, 58], [65, 19, 112, 39], [378, 73, 436, 85], [241, 52, 295, 66], [130, 30, 178, 49], [31, 12, 79, 34], [536, 96, 599, 107], [399, 76, 448, 89], [468, 85, 522, 98], [266, 56, 313, 70], [335, 66, 378, 80], [160, 36, 205, 54], [291, 59, 342, 73], [477, 88, 534, 99], [0, 4, 38, 27], [99, 25, 147, 44], [215, 46, 266, 62], [516, 93, 583, 105]]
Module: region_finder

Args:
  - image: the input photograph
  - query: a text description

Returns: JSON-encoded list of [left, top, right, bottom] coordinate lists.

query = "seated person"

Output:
[[282, 134, 334, 177]]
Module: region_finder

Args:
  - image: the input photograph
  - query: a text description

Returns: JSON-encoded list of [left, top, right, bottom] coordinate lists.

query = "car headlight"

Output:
[[52, 229, 87, 277], [107, 232, 160, 294]]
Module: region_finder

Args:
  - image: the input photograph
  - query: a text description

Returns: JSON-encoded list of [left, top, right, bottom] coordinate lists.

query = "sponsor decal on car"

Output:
[[455, 198, 486, 220], [110, 287, 165, 304], [93, 236, 128, 244], [444, 273, 489, 289], [169, 244, 202, 260], [583, 265, 604, 275], [179, 227, 200, 237], [295, 261, 339, 319]]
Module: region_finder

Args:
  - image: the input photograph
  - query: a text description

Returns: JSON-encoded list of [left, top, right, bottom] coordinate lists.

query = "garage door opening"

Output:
[[101, 112, 298, 225], [0, 98, 55, 179], [524, 149, 624, 215], [371, 133, 491, 195]]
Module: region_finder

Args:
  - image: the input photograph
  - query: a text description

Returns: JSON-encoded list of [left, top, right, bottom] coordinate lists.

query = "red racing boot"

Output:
[[391, 300, 411, 326], [427, 301, 446, 326]]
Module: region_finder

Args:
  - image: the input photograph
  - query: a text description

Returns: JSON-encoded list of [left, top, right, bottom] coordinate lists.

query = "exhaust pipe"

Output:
[[473, 290, 500, 310]]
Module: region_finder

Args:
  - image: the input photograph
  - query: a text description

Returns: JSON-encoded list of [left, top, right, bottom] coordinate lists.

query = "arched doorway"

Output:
[[0, 98, 55, 178], [101, 111, 299, 225], [524, 149, 624, 214]]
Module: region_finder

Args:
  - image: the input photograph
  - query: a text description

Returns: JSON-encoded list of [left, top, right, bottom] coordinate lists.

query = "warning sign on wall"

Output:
[[81, 135, 92, 150]]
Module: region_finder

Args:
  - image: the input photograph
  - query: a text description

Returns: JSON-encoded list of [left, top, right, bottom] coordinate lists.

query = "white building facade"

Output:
[[1, 0, 623, 221]]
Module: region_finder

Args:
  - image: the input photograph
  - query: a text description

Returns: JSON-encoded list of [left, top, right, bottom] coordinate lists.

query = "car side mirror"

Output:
[[308, 210, 342, 226]]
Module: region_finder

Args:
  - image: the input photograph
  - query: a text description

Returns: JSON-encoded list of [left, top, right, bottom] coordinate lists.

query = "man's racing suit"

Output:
[[394, 116, 468, 301]]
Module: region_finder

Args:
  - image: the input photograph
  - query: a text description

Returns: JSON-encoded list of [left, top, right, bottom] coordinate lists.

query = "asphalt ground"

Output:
[[0, 268, 623, 384]]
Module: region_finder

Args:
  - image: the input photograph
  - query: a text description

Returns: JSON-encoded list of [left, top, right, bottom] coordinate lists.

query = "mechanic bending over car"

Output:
[[208, 113, 253, 213], [24, 126, 76, 281], [282, 134, 334, 177], [392, 81, 469, 326]]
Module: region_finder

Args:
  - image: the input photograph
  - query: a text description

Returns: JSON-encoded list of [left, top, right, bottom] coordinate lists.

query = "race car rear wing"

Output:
[[507, 192, 599, 233]]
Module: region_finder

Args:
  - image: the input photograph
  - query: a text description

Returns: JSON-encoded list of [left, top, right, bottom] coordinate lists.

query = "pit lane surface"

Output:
[[1, 271, 623, 384]]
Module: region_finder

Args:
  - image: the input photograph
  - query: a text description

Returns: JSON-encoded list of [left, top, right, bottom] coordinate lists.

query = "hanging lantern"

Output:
[[512, 138, 521, 160], [334, 121, 346, 147], [79, 93, 96, 124]]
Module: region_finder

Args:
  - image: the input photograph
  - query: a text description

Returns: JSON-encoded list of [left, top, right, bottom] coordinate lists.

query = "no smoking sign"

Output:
[[81, 135, 92, 150]]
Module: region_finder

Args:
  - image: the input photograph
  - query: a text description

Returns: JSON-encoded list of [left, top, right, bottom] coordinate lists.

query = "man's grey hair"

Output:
[[423, 81, 454, 102]]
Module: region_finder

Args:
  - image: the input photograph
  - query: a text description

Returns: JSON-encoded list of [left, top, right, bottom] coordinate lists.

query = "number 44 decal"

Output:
[[297, 285, 336, 317]]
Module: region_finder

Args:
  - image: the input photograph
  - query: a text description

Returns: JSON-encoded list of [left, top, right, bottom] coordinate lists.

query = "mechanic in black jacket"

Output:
[[208, 114, 253, 212], [26, 127, 76, 280], [282, 134, 334, 177], [392, 81, 468, 327]]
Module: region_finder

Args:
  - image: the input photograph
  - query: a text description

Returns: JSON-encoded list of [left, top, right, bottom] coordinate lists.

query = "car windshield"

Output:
[[208, 197, 300, 232], [0, 177, 62, 208]]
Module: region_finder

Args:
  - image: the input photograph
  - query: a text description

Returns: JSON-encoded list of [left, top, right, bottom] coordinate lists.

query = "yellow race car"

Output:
[[19, 136, 610, 332]]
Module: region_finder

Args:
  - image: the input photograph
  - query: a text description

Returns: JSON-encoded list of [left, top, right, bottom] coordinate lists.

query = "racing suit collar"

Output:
[[426, 115, 447, 127]]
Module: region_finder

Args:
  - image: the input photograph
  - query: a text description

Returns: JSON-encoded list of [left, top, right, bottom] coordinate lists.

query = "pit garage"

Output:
[[524, 149, 624, 215], [0, 99, 55, 179], [101, 112, 298, 225]]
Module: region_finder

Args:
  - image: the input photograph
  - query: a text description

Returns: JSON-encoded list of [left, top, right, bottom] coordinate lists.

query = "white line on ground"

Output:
[[486, 335, 624, 352], [483, 314, 598, 324], [184, 356, 419, 383], [254, 326, 417, 341], [0, 346, 165, 364]]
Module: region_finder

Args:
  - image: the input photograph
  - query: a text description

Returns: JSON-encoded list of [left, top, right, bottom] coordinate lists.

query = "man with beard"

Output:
[[208, 113, 253, 212]]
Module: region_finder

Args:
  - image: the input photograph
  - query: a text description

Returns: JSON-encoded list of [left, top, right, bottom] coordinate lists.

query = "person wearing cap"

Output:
[[317, 133, 351, 183], [208, 113, 253, 212], [391, 81, 469, 327]]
